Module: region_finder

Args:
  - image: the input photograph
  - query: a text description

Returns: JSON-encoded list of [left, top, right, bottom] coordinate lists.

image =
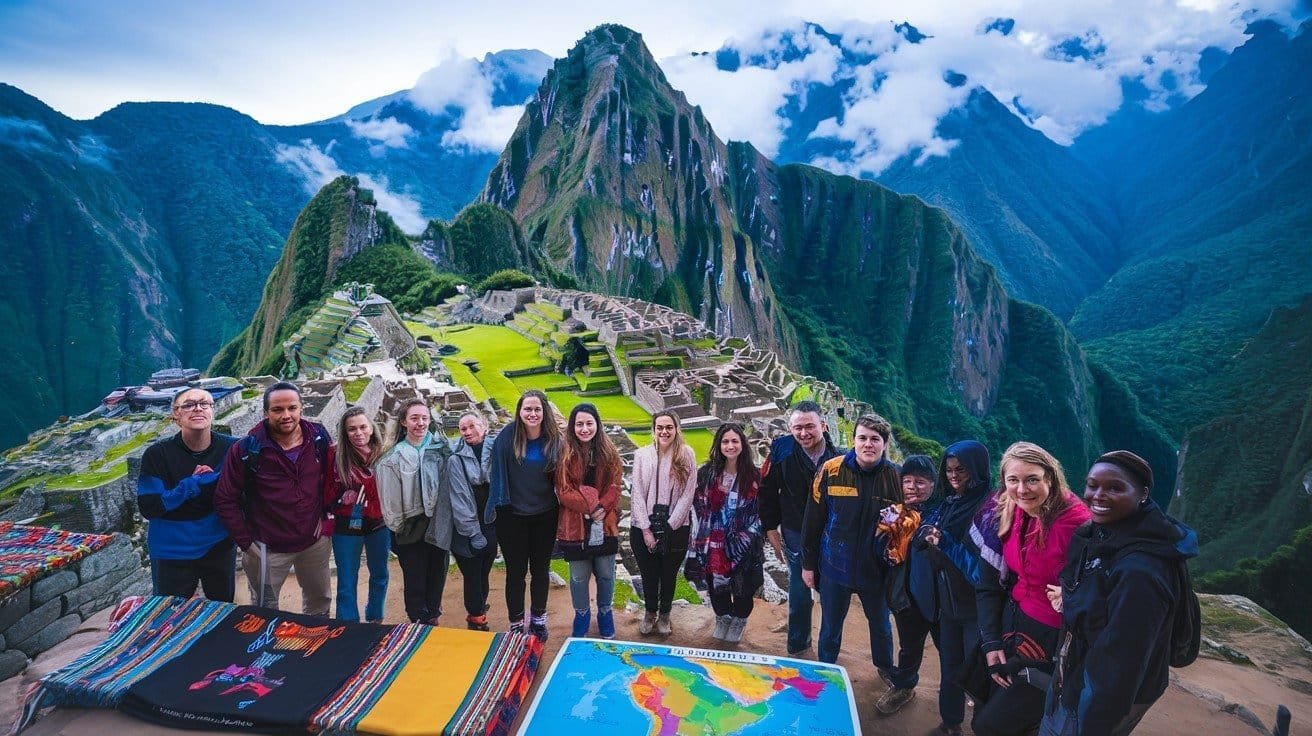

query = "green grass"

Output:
[[552, 560, 700, 608], [342, 377, 371, 403], [46, 463, 129, 490], [95, 428, 159, 469]]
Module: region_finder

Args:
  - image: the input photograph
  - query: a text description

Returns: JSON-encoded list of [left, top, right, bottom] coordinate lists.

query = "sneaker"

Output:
[[724, 616, 748, 644], [529, 615, 549, 643], [426, 616, 441, 627], [509, 620, 526, 635], [656, 612, 672, 636], [572, 609, 591, 638], [875, 686, 915, 715], [639, 611, 658, 635], [466, 615, 490, 631], [597, 609, 616, 639], [786, 640, 812, 656], [712, 615, 732, 640], [931, 724, 963, 736]]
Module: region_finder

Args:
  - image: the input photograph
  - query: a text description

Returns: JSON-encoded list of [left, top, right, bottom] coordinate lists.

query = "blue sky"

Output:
[[2, 0, 1305, 180]]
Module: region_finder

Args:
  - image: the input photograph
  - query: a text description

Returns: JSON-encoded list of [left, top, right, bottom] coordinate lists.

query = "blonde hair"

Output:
[[997, 441, 1075, 544], [651, 410, 693, 485], [387, 398, 431, 454]]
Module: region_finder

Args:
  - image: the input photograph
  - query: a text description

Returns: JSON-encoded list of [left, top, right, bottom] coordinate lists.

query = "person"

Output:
[[629, 411, 697, 635], [215, 381, 334, 615], [1041, 451, 1199, 736], [760, 400, 841, 655], [445, 412, 497, 631], [692, 422, 764, 644], [376, 398, 449, 625], [486, 389, 562, 641], [877, 454, 938, 715], [800, 414, 902, 675], [137, 388, 237, 600], [555, 404, 623, 638], [324, 406, 388, 623], [912, 440, 993, 736], [971, 442, 1090, 736]]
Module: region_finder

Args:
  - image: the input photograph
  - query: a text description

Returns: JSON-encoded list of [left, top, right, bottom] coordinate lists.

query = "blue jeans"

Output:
[[782, 528, 813, 653], [936, 614, 980, 727], [332, 527, 391, 622], [568, 555, 616, 613], [817, 574, 894, 673]]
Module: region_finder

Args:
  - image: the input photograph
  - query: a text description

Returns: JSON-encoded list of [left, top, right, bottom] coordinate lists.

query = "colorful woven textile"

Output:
[[0, 521, 114, 600], [12, 595, 543, 736]]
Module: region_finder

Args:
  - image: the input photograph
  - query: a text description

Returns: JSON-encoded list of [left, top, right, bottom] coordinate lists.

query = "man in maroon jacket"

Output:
[[215, 382, 335, 615]]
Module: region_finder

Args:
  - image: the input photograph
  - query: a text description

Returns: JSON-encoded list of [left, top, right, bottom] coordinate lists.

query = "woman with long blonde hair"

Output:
[[629, 411, 697, 635]]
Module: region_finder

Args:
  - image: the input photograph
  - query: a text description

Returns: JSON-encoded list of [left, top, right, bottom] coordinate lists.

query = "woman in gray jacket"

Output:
[[439, 412, 498, 630]]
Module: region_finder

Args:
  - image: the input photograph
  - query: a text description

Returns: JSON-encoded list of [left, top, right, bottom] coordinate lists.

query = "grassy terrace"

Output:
[[407, 322, 651, 428]]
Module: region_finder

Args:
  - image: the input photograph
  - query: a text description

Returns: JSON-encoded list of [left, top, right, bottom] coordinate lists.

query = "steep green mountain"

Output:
[[481, 24, 1175, 493], [1070, 21, 1312, 436], [208, 176, 427, 376]]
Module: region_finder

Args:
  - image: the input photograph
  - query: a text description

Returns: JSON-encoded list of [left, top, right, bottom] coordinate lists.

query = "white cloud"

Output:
[[344, 116, 414, 154], [408, 53, 527, 153], [273, 139, 427, 233]]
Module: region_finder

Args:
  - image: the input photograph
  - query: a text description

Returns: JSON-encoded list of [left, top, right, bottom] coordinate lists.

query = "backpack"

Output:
[[239, 423, 331, 484], [1113, 543, 1201, 668]]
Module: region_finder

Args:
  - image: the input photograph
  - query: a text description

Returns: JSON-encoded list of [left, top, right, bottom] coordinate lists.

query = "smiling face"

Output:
[[264, 389, 302, 439], [172, 389, 214, 432], [1005, 459, 1052, 517], [901, 474, 933, 505], [344, 413, 374, 451], [573, 412, 597, 443], [719, 429, 743, 462], [1084, 462, 1147, 525], [789, 411, 825, 454], [519, 396, 544, 429], [853, 425, 886, 468], [403, 404, 430, 443], [458, 414, 486, 446], [653, 415, 677, 450], [944, 456, 971, 492]]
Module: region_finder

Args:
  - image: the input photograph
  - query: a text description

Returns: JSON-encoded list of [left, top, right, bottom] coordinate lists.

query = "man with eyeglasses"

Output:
[[137, 388, 238, 600]]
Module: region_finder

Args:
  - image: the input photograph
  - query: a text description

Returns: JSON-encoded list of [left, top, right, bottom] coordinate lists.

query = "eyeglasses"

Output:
[[178, 401, 214, 412]]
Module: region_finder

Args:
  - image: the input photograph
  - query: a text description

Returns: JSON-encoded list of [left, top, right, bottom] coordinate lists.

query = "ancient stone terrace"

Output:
[[282, 283, 416, 374]]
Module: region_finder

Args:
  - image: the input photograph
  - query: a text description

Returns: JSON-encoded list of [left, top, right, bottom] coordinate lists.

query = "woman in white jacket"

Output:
[[629, 411, 698, 635], [375, 398, 449, 624]]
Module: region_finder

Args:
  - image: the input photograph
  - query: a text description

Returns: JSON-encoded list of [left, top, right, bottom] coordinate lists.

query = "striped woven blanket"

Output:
[[0, 522, 114, 600], [13, 596, 542, 736]]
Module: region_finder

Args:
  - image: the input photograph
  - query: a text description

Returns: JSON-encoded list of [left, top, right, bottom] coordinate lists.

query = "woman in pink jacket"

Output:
[[970, 441, 1091, 736], [629, 411, 697, 636]]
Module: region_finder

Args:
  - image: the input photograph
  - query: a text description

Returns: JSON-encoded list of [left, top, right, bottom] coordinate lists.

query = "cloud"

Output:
[[274, 139, 427, 233], [659, 1, 1304, 175], [408, 53, 528, 153], [344, 116, 414, 155]]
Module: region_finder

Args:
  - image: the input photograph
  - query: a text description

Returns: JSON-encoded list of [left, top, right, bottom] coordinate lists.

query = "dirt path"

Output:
[[3, 560, 1301, 735]]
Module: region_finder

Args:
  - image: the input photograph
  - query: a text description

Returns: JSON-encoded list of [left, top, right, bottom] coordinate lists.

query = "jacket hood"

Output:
[[1081, 501, 1198, 561], [938, 440, 992, 496]]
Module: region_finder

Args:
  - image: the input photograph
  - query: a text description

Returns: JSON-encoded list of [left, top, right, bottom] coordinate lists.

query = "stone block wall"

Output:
[[0, 533, 149, 680]]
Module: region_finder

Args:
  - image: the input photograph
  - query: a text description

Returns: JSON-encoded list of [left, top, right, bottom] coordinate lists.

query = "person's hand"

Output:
[[643, 528, 657, 551], [340, 490, 358, 507], [986, 650, 1011, 688], [802, 569, 816, 590], [923, 526, 942, 546], [766, 529, 784, 563], [1047, 584, 1063, 613], [471, 533, 487, 551], [192, 465, 214, 476]]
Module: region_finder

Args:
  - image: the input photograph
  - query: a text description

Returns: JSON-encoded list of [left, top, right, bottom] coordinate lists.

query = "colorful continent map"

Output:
[[520, 639, 859, 736]]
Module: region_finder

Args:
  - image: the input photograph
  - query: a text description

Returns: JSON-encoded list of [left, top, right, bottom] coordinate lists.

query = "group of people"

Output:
[[138, 385, 1196, 736]]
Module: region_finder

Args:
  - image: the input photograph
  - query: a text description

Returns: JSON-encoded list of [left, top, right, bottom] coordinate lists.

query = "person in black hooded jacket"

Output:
[[1040, 450, 1198, 736], [909, 440, 993, 736]]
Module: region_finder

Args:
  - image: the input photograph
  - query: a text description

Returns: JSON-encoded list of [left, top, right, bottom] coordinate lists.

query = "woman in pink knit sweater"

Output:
[[970, 441, 1091, 736], [629, 411, 698, 636]]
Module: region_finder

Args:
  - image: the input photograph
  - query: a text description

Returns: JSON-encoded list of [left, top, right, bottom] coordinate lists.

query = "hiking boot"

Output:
[[712, 615, 732, 640], [509, 620, 526, 635], [466, 615, 490, 631], [656, 612, 672, 636], [530, 615, 549, 643], [597, 609, 616, 639], [572, 609, 591, 638], [639, 611, 658, 635], [875, 686, 915, 715], [724, 616, 748, 644]]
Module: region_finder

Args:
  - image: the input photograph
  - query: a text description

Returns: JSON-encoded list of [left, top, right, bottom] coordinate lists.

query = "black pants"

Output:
[[709, 574, 754, 617], [630, 525, 691, 614], [393, 536, 448, 622], [973, 677, 1048, 736], [151, 540, 236, 601], [496, 508, 558, 621], [454, 544, 497, 617], [889, 604, 934, 689]]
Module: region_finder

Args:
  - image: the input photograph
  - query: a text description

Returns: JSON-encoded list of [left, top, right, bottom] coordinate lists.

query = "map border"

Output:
[[517, 637, 862, 736]]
